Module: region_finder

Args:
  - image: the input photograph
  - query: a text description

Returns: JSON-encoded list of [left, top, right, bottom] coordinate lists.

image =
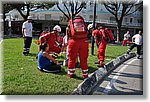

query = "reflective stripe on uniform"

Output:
[[82, 69, 88, 72], [52, 54, 58, 57], [68, 68, 75, 71], [82, 73, 88, 76], [68, 71, 74, 75]]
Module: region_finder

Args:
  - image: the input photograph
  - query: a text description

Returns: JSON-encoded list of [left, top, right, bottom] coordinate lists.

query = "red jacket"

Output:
[[41, 32, 57, 49]]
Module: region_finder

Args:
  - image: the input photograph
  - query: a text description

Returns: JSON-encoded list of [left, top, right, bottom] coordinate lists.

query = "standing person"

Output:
[[67, 15, 89, 79], [61, 27, 79, 67], [61, 27, 69, 66], [126, 30, 143, 59], [122, 31, 130, 46], [39, 25, 62, 58], [92, 26, 107, 67], [22, 16, 33, 56], [37, 43, 61, 73]]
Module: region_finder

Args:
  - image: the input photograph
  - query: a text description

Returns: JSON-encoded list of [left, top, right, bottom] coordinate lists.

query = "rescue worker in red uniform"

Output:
[[39, 25, 62, 58], [67, 16, 89, 79], [92, 26, 107, 67]]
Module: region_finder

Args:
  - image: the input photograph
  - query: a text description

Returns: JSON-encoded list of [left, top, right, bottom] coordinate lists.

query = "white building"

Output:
[[5, 2, 143, 39]]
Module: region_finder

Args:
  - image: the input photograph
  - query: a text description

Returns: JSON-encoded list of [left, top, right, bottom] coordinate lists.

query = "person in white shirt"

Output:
[[22, 16, 33, 56], [126, 30, 143, 59], [122, 31, 130, 46]]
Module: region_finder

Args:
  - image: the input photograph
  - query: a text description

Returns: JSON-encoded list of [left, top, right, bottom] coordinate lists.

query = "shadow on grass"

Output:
[[56, 68, 67, 76], [29, 53, 38, 57], [73, 75, 84, 80], [38, 67, 67, 76], [88, 66, 98, 73], [22, 53, 37, 57], [105, 55, 116, 59]]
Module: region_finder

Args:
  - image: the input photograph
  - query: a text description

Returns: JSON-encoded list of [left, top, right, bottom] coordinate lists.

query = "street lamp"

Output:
[[91, 0, 96, 55]]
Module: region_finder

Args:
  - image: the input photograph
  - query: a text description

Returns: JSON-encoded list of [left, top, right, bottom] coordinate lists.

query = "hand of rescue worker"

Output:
[[131, 41, 135, 44]]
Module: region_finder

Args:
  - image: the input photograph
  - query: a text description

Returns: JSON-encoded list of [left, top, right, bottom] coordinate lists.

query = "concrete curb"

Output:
[[71, 52, 136, 95]]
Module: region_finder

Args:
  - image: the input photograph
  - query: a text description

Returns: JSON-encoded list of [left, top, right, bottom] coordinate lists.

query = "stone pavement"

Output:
[[71, 52, 136, 95], [92, 56, 143, 95]]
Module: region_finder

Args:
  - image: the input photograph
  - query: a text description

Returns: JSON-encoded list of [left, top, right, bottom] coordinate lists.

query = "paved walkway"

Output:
[[91, 56, 143, 95]]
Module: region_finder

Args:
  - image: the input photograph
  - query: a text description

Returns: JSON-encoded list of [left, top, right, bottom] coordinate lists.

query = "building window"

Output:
[[83, 15, 86, 19], [89, 15, 93, 19], [45, 14, 51, 20], [125, 18, 128, 22], [110, 17, 115, 23], [137, 19, 143, 23], [96, 16, 97, 19], [130, 18, 133, 23]]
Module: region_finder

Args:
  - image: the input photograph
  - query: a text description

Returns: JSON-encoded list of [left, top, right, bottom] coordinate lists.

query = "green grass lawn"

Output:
[[2, 38, 129, 95]]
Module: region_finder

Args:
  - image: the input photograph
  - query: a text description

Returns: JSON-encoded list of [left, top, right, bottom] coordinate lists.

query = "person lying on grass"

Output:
[[37, 43, 61, 73]]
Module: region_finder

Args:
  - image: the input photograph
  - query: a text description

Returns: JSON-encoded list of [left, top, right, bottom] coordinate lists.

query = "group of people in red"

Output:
[[37, 15, 114, 79]]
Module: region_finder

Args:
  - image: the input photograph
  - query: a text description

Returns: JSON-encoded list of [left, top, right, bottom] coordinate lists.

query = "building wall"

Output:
[[5, 3, 143, 40]]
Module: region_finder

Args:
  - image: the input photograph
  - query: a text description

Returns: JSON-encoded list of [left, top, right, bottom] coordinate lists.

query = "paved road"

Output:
[[91, 56, 143, 95]]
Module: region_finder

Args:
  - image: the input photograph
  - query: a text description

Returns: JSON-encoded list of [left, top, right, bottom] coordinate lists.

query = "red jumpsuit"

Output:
[[40, 32, 61, 54], [68, 38, 89, 78], [67, 16, 89, 79], [92, 29, 107, 66]]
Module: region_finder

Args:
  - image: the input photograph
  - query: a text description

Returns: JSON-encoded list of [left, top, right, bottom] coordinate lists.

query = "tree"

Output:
[[103, 0, 143, 42], [2, 1, 55, 34], [56, 1, 86, 20], [3, 1, 55, 21]]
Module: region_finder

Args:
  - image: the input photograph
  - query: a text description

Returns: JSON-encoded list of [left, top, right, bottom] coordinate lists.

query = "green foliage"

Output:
[[2, 38, 129, 95]]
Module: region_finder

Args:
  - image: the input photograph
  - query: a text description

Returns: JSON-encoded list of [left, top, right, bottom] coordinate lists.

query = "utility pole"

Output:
[[91, 0, 96, 55]]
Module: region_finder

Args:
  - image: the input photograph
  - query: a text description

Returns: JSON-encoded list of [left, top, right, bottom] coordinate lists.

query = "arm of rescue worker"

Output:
[[39, 36, 44, 45], [42, 52, 57, 64], [22, 28, 25, 37], [61, 43, 66, 53], [132, 35, 136, 43], [92, 30, 100, 47], [61, 27, 69, 53], [39, 33, 51, 45], [61, 35, 68, 52]]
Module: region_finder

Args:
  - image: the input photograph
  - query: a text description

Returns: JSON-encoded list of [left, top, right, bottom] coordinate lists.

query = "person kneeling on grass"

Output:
[[37, 43, 61, 73]]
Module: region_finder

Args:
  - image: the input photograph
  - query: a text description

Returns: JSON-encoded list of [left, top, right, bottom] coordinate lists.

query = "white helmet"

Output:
[[53, 25, 61, 32], [87, 24, 93, 30]]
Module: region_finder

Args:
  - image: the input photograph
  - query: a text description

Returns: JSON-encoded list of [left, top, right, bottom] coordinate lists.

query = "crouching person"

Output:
[[37, 43, 61, 73]]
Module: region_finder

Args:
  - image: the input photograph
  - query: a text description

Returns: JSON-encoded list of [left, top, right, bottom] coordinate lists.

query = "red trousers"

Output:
[[67, 39, 89, 78], [97, 40, 107, 62], [122, 40, 130, 46]]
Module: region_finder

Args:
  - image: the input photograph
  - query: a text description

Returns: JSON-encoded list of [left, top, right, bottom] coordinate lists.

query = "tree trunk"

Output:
[[16, 4, 30, 21], [116, 21, 122, 43], [116, 26, 119, 43], [3, 11, 6, 34]]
